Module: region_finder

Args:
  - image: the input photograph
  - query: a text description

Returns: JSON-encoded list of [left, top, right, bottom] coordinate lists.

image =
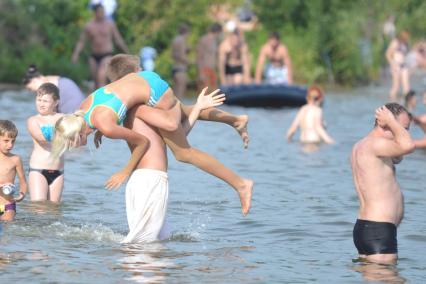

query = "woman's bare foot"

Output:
[[237, 179, 253, 216], [234, 115, 249, 149]]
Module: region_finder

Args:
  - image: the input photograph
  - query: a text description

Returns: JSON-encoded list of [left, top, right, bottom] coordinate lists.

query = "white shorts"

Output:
[[265, 65, 288, 84], [121, 169, 170, 244]]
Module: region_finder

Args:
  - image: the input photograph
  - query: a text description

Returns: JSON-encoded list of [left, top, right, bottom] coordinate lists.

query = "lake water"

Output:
[[0, 85, 425, 283]]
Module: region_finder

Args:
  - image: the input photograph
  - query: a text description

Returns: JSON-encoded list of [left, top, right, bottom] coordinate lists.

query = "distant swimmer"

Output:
[[72, 4, 129, 89], [23, 65, 85, 114], [386, 31, 410, 102], [27, 84, 65, 203], [286, 86, 334, 144], [255, 32, 293, 85], [412, 91, 426, 148], [0, 120, 28, 221], [351, 103, 414, 264]]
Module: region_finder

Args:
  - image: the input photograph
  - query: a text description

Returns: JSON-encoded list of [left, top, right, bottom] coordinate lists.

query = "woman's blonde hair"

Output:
[[51, 110, 86, 159]]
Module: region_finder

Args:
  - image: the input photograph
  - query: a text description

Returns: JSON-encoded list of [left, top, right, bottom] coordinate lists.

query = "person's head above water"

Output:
[[22, 65, 45, 92], [306, 86, 323, 104], [36, 83, 60, 115], [107, 54, 141, 82], [374, 103, 411, 129], [51, 111, 88, 160]]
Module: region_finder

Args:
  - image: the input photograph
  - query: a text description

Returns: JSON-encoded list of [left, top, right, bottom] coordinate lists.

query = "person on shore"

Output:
[[27, 83, 65, 202], [0, 120, 27, 221], [255, 32, 293, 85], [351, 103, 415, 264], [286, 86, 334, 144], [52, 54, 253, 216], [196, 23, 222, 91], [218, 29, 251, 86], [120, 84, 219, 243], [72, 4, 129, 89], [23, 65, 85, 114], [171, 24, 190, 100], [386, 31, 410, 102]]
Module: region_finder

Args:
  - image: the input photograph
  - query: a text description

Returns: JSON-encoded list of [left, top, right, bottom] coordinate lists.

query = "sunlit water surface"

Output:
[[1, 84, 425, 283]]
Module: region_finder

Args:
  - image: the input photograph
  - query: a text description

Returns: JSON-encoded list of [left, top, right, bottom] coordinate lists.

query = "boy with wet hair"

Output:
[[0, 120, 28, 221]]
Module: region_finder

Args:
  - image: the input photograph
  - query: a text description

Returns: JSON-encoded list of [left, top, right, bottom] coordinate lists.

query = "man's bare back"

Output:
[[351, 103, 414, 264]]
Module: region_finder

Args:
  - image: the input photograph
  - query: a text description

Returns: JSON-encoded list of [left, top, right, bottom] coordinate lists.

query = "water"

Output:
[[1, 86, 426, 283]]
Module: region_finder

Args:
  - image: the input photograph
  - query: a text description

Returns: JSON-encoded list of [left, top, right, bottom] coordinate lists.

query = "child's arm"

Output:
[[286, 110, 302, 141], [27, 117, 49, 144], [184, 88, 226, 135], [94, 118, 150, 189], [314, 109, 334, 144], [14, 156, 28, 202]]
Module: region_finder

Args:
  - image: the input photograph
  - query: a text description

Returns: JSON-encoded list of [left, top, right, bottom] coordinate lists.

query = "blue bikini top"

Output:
[[40, 124, 55, 142]]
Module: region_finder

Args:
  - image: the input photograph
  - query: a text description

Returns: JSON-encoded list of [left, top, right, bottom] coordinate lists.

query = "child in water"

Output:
[[0, 120, 28, 221], [27, 83, 65, 202], [286, 86, 334, 144], [52, 54, 253, 215]]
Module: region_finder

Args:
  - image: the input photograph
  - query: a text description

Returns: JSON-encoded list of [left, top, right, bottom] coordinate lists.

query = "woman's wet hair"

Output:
[[22, 64, 41, 85], [51, 111, 86, 160]]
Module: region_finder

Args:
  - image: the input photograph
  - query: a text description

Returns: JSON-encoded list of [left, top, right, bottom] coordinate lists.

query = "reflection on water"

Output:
[[1, 86, 426, 283], [352, 259, 407, 283]]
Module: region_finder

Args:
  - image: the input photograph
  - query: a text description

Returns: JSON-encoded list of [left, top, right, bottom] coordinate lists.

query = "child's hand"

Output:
[[14, 192, 26, 202], [94, 131, 103, 148], [105, 171, 129, 190], [195, 87, 226, 110]]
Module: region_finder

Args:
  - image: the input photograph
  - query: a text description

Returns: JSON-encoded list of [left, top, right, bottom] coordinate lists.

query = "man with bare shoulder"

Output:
[[72, 4, 129, 89], [255, 32, 293, 85], [351, 103, 415, 264]]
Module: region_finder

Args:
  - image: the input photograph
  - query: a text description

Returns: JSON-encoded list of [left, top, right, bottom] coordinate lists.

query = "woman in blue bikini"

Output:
[[52, 54, 253, 216], [27, 83, 65, 202]]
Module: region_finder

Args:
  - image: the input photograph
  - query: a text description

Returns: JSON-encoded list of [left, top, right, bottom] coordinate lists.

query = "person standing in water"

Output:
[[171, 24, 190, 100], [351, 103, 414, 264], [27, 83, 65, 202], [386, 31, 410, 102], [72, 4, 129, 89], [286, 86, 334, 144], [255, 32, 293, 85], [196, 23, 222, 91]]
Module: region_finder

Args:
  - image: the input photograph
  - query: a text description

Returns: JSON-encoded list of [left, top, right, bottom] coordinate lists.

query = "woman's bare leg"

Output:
[[180, 104, 249, 148], [29, 172, 49, 201], [48, 175, 64, 203], [159, 122, 253, 215]]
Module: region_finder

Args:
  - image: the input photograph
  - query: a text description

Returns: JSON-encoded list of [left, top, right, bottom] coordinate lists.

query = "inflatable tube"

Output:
[[220, 83, 307, 108]]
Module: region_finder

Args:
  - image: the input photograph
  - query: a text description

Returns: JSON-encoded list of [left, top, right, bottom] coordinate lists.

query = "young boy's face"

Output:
[[36, 94, 58, 115], [0, 134, 16, 155]]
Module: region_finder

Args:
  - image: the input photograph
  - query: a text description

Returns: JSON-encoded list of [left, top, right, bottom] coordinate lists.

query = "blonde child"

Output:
[[27, 83, 64, 202], [53, 54, 253, 215], [0, 120, 28, 221]]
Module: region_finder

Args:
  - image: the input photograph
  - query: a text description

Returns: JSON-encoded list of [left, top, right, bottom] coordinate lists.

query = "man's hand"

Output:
[[375, 106, 396, 128], [105, 171, 130, 190]]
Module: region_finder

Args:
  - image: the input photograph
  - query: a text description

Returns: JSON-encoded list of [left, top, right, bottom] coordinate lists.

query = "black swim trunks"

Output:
[[353, 219, 398, 255]]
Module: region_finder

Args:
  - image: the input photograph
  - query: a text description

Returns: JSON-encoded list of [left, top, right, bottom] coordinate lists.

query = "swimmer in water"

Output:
[[286, 86, 334, 145]]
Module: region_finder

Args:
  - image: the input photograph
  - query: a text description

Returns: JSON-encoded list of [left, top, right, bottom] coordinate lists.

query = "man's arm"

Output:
[[282, 46, 293, 84], [111, 22, 129, 53], [72, 25, 88, 63], [255, 46, 267, 83], [372, 107, 415, 157]]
